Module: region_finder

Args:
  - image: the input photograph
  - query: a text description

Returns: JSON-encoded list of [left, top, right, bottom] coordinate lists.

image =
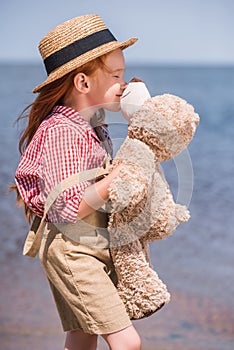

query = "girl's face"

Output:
[[89, 49, 127, 111]]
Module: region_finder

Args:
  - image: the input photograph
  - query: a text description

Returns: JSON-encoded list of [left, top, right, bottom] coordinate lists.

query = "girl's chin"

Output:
[[103, 102, 121, 112]]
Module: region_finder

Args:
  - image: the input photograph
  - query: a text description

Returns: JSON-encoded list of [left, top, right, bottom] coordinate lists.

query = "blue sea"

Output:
[[0, 63, 234, 350]]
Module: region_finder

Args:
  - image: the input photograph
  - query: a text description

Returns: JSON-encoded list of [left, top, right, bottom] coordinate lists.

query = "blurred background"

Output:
[[0, 1, 234, 349]]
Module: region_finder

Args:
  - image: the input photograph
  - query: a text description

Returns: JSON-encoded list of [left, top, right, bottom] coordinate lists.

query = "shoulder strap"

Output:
[[93, 125, 113, 159]]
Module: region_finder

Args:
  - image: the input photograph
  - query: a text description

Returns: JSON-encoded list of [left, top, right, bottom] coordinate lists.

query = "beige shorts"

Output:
[[39, 223, 131, 334]]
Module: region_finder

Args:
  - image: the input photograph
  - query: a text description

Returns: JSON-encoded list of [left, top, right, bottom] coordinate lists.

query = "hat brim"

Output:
[[33, 37, 138, 93]]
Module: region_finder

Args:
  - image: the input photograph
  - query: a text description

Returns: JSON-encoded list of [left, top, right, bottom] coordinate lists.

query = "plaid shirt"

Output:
[[15, 106, 111, 223]]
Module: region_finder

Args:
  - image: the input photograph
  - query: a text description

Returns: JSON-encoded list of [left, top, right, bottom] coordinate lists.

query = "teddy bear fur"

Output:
[[108, 93, 199, 320]]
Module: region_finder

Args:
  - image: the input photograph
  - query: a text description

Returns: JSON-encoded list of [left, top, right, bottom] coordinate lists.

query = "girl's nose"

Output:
[[121, 80, 128, 90]]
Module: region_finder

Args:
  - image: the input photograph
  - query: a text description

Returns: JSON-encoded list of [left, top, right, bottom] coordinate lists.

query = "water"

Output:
[[0, 63, 234, 349]]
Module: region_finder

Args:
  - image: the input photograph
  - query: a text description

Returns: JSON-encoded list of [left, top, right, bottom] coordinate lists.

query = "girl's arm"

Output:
[[77, 164, 121, 220]]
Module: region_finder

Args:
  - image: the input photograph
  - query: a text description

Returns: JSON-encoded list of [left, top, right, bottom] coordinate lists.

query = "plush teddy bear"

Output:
[[108, 82, 199, 320]]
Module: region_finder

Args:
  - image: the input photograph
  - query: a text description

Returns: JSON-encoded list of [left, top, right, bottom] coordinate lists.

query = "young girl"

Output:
[[13, 14, 141, 350]]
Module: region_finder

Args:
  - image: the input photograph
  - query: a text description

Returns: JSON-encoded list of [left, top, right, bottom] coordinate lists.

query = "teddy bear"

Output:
[[107, 82, 199, 320]]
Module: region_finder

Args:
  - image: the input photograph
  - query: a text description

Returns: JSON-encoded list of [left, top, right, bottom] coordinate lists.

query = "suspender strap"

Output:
[[94, 125, 113, 158]]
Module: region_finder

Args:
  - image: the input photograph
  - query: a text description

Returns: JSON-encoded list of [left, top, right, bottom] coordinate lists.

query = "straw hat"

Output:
[[33, 14, 138, 93]]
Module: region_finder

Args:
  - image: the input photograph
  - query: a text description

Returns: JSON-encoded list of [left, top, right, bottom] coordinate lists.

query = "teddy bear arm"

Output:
[[145, 203, 190, 242], [108, 166, 149, 213]]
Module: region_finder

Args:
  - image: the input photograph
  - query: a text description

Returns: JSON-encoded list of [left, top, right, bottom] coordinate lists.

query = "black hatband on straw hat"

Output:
[[44, 29, 117, 75], [33, 14, 138, 93]]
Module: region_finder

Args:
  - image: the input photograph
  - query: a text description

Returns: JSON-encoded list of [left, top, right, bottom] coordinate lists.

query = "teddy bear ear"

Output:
[[120, 82, 151, 121]]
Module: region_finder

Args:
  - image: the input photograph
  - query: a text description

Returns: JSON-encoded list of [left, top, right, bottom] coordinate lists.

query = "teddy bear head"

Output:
[[121, 83, 199, 161]]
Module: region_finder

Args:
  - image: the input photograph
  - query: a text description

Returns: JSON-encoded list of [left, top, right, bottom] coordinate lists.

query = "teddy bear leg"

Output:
[[110, 240, 170, 320]]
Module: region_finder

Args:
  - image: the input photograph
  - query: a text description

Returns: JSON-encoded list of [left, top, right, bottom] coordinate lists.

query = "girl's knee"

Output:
[[130, 332, 141, 350], [126, 326, 141, 350], [102, 325, 141, 350]]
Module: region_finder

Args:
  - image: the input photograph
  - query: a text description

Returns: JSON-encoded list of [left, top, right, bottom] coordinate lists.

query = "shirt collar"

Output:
[[52, 105, 102, 143]]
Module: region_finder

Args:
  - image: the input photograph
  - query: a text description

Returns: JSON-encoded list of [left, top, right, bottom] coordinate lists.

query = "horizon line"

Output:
[[0, 59, 233, 68]]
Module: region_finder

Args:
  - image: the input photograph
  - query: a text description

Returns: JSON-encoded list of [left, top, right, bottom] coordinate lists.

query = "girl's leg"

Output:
[[102, 325, 141, 350], [64, 329, 98, 350]]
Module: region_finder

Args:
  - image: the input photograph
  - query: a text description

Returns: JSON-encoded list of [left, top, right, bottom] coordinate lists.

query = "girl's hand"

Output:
[[77, 163, 123, 219]]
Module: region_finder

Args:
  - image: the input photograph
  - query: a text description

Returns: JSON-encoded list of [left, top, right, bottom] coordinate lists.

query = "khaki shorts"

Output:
[[39, 223, 131, 334]]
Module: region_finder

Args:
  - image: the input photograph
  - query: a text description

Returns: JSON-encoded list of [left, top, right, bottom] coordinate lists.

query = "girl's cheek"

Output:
[[104, 85, 118, 99]]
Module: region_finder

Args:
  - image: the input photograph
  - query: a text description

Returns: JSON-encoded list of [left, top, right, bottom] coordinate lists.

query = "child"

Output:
[[13, 14, 141, 350]]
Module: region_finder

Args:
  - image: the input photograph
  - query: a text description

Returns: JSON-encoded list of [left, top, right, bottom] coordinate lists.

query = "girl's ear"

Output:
[[73, 73, 90, 93]]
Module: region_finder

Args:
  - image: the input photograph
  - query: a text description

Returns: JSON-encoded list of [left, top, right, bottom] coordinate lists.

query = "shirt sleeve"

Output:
[[15, 136, 46, 218], [41, 124, 93, 223]]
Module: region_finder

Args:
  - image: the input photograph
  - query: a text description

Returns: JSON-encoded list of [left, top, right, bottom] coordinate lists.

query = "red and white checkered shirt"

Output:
[[15, 105, 112, 223]]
